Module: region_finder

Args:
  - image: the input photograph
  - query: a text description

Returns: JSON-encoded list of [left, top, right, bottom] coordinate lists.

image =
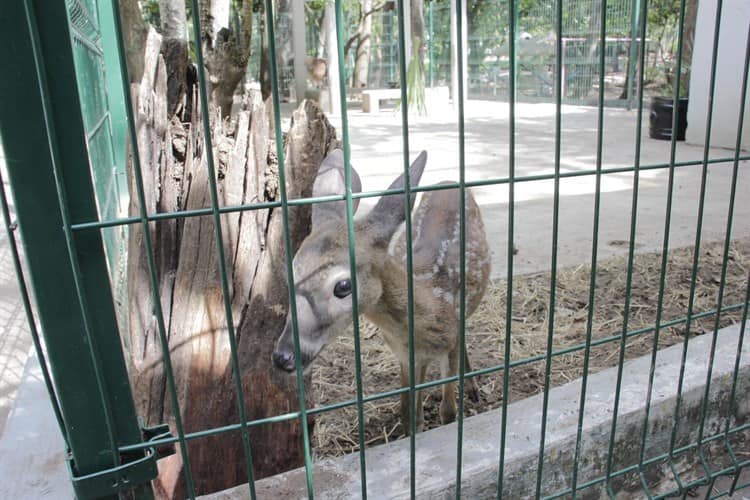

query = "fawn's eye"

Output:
[[333, 279, 352, 299]]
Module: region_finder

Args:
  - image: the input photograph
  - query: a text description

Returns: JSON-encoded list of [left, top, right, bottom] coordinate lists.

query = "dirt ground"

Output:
[[311, 237, 750, 458]]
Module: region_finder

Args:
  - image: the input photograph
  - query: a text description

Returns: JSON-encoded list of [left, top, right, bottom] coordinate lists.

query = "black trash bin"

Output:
[[649, 96, 688, 141]]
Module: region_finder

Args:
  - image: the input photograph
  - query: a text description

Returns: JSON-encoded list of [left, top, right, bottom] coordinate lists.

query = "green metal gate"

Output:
[[0, 0, 748, 498], [0, 1, 158, 497]]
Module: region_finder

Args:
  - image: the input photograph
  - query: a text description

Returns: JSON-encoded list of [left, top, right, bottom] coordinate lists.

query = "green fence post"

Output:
[[0, 1, 157, 498]]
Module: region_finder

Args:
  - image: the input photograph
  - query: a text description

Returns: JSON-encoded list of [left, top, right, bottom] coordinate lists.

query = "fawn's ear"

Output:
[[366, 151, 427, 247], [312, 149, 362, 227]]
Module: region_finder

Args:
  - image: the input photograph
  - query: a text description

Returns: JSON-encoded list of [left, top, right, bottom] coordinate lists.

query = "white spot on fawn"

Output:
[[433, 287, 454, 304]]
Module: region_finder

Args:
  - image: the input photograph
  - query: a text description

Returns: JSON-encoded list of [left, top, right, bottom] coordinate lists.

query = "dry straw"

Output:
[[312, 238, 750, 458]]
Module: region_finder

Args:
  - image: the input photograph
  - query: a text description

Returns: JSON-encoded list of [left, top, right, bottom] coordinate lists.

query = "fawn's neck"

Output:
[[363, 253, 412, 334]]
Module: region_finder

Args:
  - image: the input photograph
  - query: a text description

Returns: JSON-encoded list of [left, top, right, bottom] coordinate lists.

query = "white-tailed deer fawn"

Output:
[[273, 149, 490, 432]]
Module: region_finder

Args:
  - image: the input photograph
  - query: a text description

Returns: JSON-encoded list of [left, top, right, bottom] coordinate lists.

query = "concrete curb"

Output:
[[203, 321, 749, 499]]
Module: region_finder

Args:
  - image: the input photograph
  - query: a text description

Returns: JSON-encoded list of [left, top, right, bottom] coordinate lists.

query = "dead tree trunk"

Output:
[[127, 28, 338, 498]]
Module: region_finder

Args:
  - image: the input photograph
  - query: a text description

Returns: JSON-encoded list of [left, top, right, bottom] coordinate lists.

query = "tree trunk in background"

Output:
[[409, 0, 426, 113], [118, 0, 147, 83], [679, 0, 698, 97], [208, 0, 231, 40], [317, 8, 327, 57], [411, 0, 425, 60], [159, 0, 187, 39], [276, 0, 295, 73], [199, 0, 254, 117], [324, 1, 342, 114], [580, 0, 602, 99], [353, 0, 374, 89], [450, 0, 467, 109], [261, 8, 272, 101], [127, 29, 338, 499], [158, 0, 190, 116]]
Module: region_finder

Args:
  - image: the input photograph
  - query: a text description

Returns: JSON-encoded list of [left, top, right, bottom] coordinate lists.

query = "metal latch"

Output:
[[66, 423, 176, 498]]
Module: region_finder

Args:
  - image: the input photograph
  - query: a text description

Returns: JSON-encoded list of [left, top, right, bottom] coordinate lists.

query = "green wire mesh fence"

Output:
[[271, 0, 644, 104], [0, 0, 748, 498]]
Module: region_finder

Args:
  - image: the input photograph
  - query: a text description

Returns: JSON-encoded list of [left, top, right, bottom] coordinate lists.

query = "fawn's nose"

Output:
[[272, 350, 296, 372]]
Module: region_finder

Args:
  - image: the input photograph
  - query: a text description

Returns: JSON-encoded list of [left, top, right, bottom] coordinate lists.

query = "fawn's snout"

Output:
[[272, 350, 296, 372], [272, 281, 359, 373], [271, 318, 308, 373]]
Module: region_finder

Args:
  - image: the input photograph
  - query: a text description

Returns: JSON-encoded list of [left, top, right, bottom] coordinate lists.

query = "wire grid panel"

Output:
[[268, 0, 641, 104], [1, 0, 749, 498], [66, 0, 126, 275]]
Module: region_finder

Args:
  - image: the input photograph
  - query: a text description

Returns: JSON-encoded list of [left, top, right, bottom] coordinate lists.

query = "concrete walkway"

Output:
[[0, 100, 748, 497], [0, 238, 31, 438], [0, 144, 33, 438], [324, 100, 750, 278], [0, 143, 72, 498]]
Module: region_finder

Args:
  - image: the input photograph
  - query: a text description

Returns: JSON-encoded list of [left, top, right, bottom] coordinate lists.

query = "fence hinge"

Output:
[[141, 422, 177, 460], [65, 423, 175, 498]]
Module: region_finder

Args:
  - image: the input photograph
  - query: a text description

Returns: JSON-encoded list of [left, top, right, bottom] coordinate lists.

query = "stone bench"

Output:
[[362, 86, 451, 113], [361, 88, 401, 113]]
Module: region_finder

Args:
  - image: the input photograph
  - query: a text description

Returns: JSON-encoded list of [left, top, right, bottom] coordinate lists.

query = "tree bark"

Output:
[[127, 28, 338, 499]]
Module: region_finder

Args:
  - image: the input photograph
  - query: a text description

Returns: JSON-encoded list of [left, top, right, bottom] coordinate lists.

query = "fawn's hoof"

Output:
[[402, 421, 425, 436], [440, 400, 457, 425], [467, 379, 480, 403]]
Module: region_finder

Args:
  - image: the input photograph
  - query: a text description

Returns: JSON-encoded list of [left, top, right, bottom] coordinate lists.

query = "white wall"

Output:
[[686, 0, 750, 150]]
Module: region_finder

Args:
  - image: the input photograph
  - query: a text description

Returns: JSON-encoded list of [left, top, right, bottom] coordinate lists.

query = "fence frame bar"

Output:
[[666, 0, 725, 491], [105, 0, 200, 496], [263, 0, 317, 496], [496, 0, 517, 495], [570, 0, 608, 495], [0, 0, 152, 497], [333, 0, 369, 495], [535, 0, 564, 493]]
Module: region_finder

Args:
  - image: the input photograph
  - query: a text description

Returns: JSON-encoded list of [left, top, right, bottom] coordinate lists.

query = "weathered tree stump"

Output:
[[126, 29, 338, 498]]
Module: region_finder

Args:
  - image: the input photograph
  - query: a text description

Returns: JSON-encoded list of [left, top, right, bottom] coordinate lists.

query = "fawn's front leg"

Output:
[[463, 350, 481, 403], [439, 349, 458, 424], [399, 360, 427, 435], [439, 347, 481, 425]]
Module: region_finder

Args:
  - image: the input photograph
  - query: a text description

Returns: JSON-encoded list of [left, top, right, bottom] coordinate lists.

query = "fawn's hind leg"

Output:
[[400, 360, 427, 434]]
